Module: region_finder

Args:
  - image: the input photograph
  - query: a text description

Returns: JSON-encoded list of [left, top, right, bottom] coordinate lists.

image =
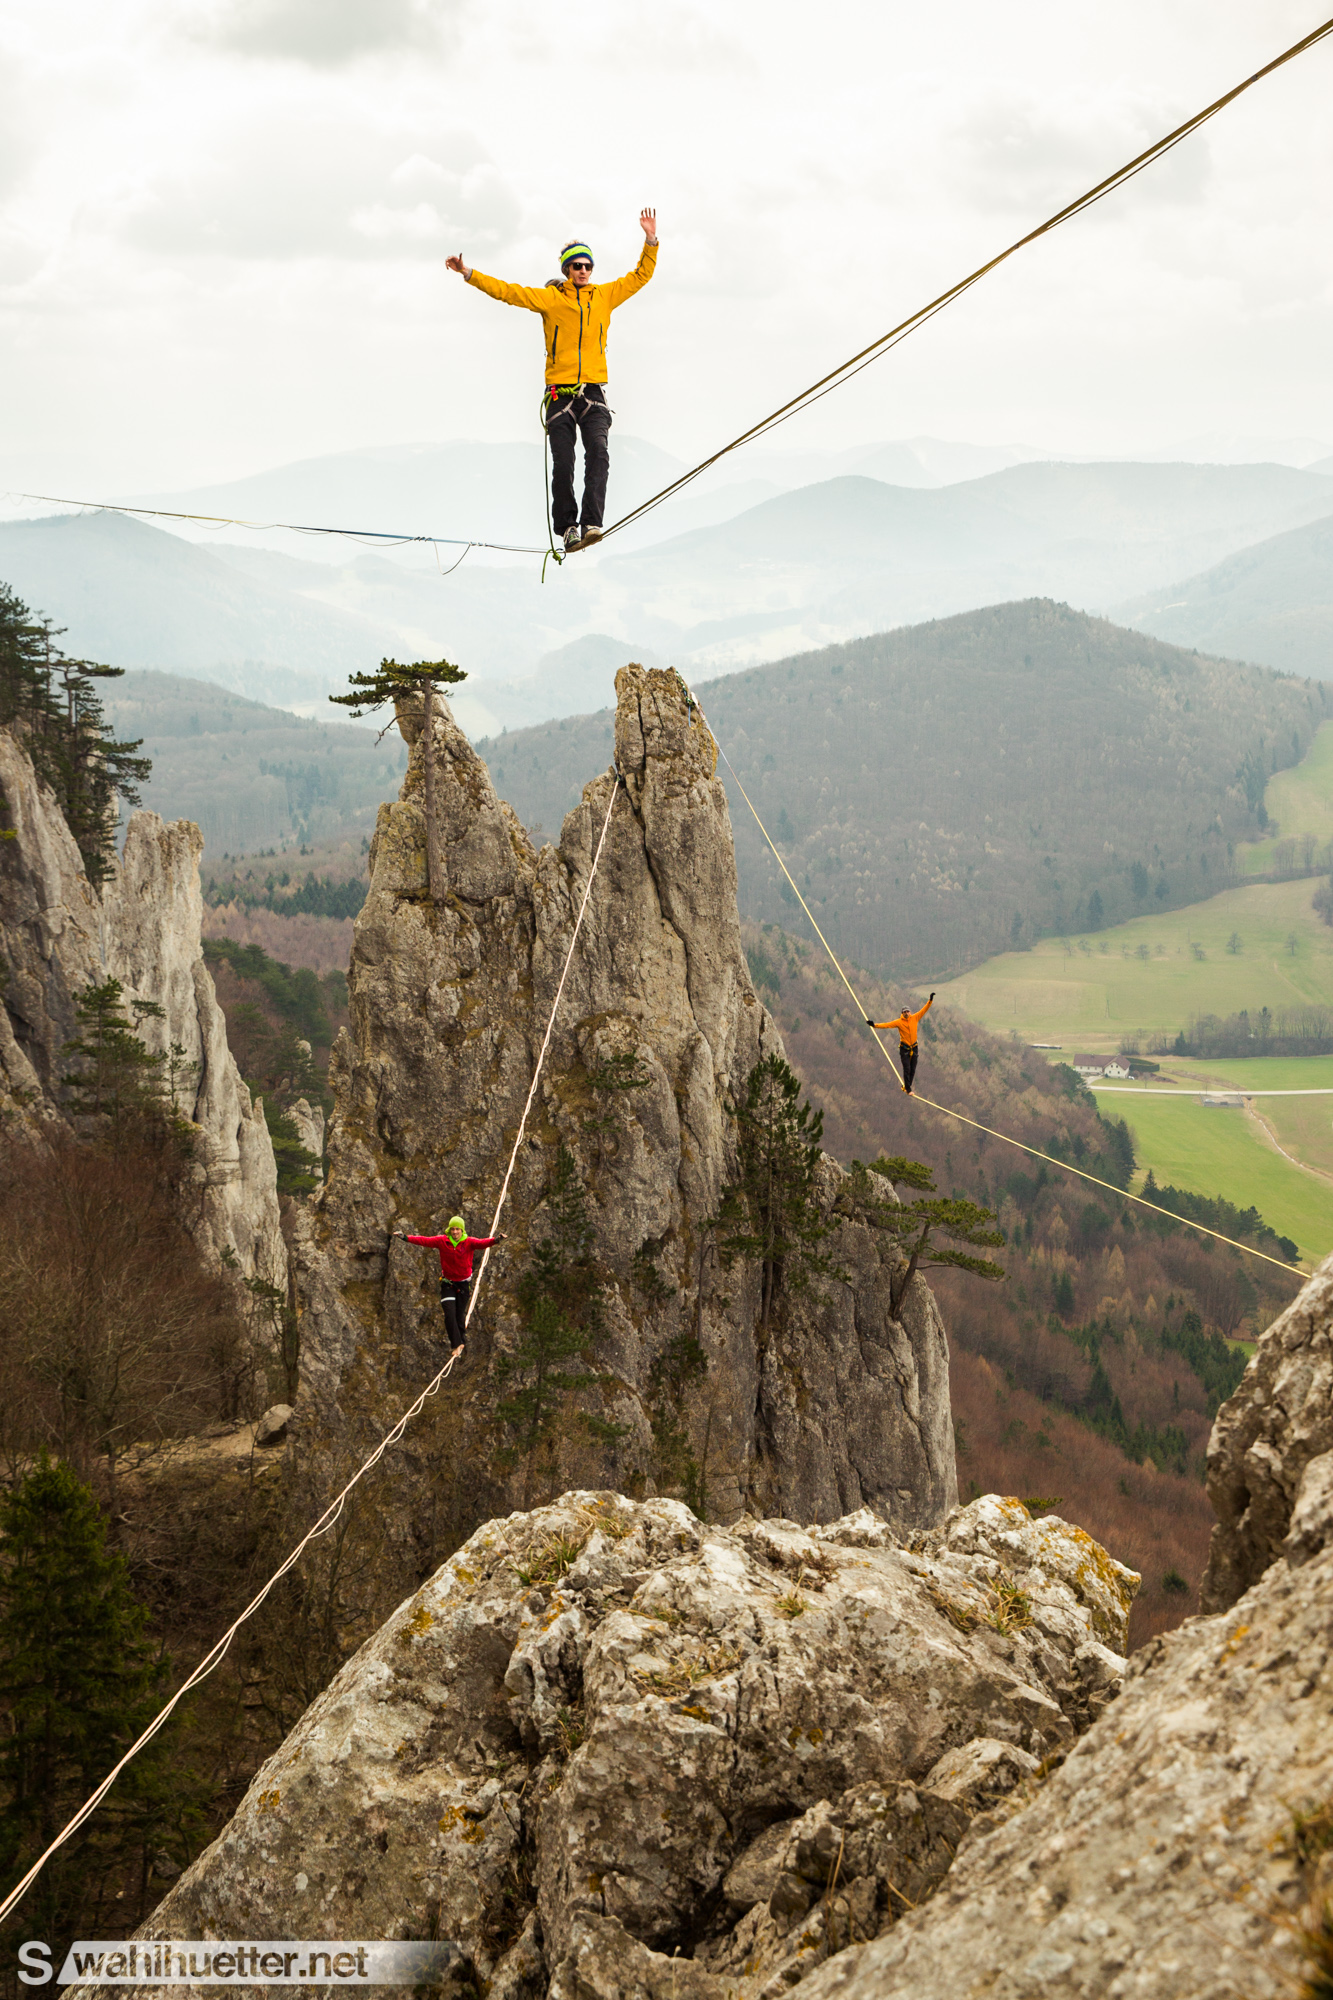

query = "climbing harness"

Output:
[[677, 675, 1306, 1283], [0, 771, 624, 1927]]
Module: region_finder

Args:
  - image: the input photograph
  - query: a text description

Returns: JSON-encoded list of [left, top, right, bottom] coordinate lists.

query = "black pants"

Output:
[[439, 1277, 470, 1351], [545, 384, 611, 532], [900, 1044, 919, 1093]]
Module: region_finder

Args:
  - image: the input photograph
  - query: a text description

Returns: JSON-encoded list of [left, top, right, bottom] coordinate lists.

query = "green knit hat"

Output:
[[447, 1216, 466, 1242], [559, 240, 594, 272]]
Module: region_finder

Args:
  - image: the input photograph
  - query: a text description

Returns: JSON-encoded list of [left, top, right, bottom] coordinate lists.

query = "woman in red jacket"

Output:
[[395, 1216, 504, 1361]]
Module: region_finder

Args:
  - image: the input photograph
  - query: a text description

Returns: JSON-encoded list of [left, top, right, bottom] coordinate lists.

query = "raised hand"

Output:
[[639, 207, 657, 241], [446, 253, 471, 277]]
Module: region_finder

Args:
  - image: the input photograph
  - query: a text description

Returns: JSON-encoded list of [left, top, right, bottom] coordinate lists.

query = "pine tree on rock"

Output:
[[329, 657, 467, 904], [860, 1156, 1006, 1318]]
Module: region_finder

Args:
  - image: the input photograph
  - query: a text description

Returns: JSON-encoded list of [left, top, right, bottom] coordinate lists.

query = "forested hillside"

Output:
[[103, 671, 406, 853], [745, 923, 1301, 1644], [483, 600, 1328, 979]]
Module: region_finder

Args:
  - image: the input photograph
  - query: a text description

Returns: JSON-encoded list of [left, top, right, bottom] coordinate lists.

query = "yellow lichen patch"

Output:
[[257, 1789, 280, 1814], [1221, 1622, 1252, 1660], [438, 1806, 464, 1832], [461, 1824, 486, 1845], [400, 1604, 434, 1643], [678, 1704, 710, 1722]]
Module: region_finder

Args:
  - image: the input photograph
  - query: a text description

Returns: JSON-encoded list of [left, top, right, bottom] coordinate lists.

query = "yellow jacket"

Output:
[[466, 242, 657, 385]]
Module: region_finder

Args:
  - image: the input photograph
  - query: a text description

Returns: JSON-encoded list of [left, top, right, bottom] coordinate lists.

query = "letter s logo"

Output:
[[18, 1943, 52, 1985]]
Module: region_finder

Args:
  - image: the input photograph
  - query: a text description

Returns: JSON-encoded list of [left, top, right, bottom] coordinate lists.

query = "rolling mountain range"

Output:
[[479, 599, 1329, 981], [2, 456, 1330, 741], [1115, 511, 1333, 678]]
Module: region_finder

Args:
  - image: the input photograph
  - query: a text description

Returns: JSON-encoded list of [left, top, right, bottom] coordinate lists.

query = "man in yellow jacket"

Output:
[[867, 993, 935, 1095], [447, 210, 658, 554]]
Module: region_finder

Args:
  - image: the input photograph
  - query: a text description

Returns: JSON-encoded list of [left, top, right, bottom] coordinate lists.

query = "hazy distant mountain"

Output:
[[0, 511, 386, 714], [1114, 513, 1333, 677], [120, 433, 1052, 564], [479, 600, 1330, 981], [7, 460, 1333, 745], [103, 671, 403, 855], [595, 462, 1333, 672]]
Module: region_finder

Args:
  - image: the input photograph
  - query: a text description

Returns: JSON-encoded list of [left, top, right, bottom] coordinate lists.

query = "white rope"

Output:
[[0, 773, 623, 1926], [466, 769, 623, 1324]]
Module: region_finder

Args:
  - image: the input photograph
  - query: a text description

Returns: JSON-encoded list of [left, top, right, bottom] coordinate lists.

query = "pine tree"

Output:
[[329, 657, 467, 903], [61, 979, 168, 1127], [0, 1456, 203, 1959], [860, 1157, 1006, 1317], [713, 1053, 839, 1335], [0, 588, 149, 883]]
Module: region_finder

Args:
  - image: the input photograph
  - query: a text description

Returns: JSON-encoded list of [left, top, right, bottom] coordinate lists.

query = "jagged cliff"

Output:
[[111, 1255, 1333, 2000], [119, 1492, 1138, 1998], [0, 725, 284, 1286], [295, 665, 956, 1529]]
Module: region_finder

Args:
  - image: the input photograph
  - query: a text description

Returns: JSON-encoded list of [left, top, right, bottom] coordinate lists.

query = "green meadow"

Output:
[[937, 876, 1333, 1050], [1093, 1085, 1332, 1266], [1240, 717, 1333, 873]]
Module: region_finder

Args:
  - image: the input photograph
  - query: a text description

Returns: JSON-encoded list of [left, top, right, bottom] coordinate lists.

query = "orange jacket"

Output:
[[466, 241, 657, 385], [872, 995, 934, 1046]]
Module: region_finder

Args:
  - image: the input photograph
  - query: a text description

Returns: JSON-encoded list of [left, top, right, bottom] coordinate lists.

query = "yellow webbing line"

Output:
[[683, 680, 1305, 1281]]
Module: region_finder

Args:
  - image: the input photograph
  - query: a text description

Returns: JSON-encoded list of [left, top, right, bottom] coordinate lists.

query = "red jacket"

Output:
[[405, 1234, 499, 1281]]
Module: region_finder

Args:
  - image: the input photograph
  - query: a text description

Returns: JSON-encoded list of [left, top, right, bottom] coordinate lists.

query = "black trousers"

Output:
[[900, 1044, 919, 1092], [439, 1277, 471, 1351], [545, 384, 611, 532]]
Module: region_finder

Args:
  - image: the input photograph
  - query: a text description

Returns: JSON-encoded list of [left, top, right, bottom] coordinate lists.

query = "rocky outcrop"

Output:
[[773, 1256, 1333, 2000], [1200, 1251, 1333, 1611], [0, 726, 284, 1285], [124, 1492, 1137, 1997], [298, 667, 955, 1530], [795, 1543, 1333, 2000]]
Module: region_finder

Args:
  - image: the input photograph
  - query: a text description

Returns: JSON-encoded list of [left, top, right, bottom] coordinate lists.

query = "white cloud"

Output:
[[103, 118, 523, 261], [188, 0, 461, 66], [941, 87, 1213, 218]]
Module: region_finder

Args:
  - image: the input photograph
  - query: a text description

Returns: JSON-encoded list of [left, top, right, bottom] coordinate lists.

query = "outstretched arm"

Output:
[[448, 258, 550, 311], [604, 208, 659, 308], [911, 993, 936, 1026]]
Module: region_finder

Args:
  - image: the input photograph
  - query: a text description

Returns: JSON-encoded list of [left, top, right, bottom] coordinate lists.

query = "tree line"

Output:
[[0, 583, 149, 883]]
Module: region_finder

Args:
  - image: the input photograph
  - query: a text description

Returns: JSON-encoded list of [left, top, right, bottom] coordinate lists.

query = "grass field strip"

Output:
[[1095, 1086, 1333, 1095]]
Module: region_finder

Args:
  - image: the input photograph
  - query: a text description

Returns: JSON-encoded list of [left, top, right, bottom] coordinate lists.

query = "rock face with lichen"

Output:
[[119, 1491, 1137, 2000], [295, 666, 956, 1532], [0, 725, 284, 1285], [1200, 1254, 1333, 1612]]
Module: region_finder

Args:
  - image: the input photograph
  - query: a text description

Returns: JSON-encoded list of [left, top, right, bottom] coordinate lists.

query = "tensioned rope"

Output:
[[10, 491, 547, 564], [598, 14, 1333, 543], [15, 20, 1331, 573], [681, 681, 1304, 1282], [0, 773, 623, 1927]]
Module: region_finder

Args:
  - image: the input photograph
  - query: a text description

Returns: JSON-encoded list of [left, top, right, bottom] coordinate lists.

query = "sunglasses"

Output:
[[567, 260, 593, 272]]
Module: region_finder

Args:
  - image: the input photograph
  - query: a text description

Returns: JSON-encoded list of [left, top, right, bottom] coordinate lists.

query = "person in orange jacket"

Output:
[[446, 211, 658, 555], [867, 993, 935, 1095]]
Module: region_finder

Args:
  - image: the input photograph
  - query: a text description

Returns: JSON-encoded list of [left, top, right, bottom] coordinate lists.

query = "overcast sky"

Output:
[[3, 0, 1332, 500]]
